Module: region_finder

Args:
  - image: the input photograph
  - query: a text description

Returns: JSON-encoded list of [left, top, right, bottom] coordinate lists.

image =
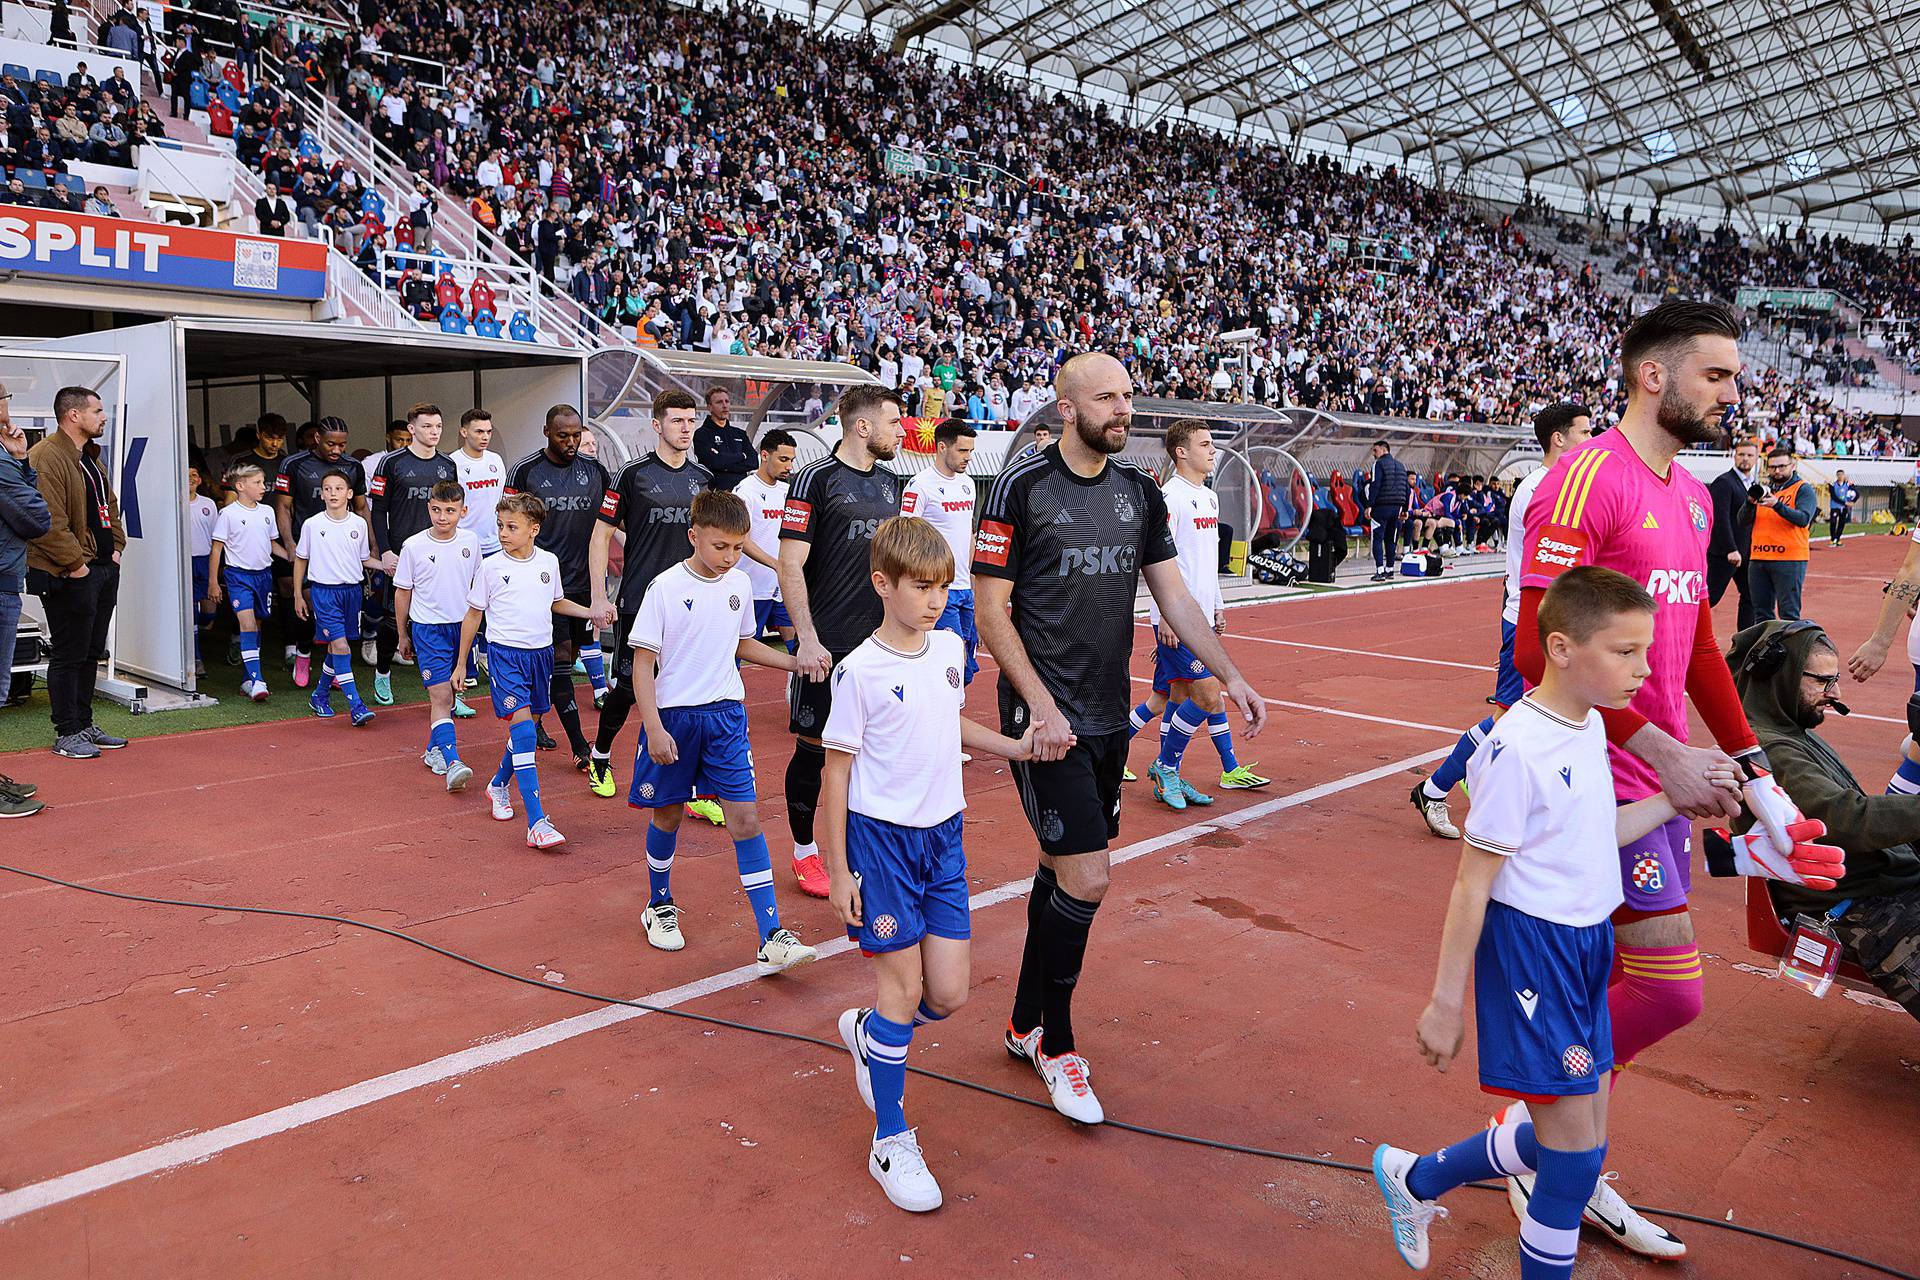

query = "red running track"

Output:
[[0, 542, 1916, 1278]]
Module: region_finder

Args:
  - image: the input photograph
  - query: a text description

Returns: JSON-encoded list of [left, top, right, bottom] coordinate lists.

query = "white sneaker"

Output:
[[423, 746, 448, 775], [1409, 780, 1460, 839], [361, 638, 378, 665], [839, 1007, 875, 1112], [755, 927, 817, 975], [526, 817, 567, 850], [1034, 1050, 1104, 1124], [1497, 1106, 1686, 1262], [642, 903, 686, 952], [1372, 1144, 1445, 1269], [487, 783, 514, 821], [445, 761, 473, 793], [869, 1129, 942, 1213], [1004, 1022, 1043, 1065], [960, 752, 972, 763]]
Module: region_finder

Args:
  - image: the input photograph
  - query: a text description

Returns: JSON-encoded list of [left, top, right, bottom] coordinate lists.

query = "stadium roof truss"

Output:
[[854, 0, 1920, 230]]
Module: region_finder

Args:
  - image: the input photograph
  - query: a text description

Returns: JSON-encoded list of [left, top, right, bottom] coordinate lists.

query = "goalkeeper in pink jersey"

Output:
[[1511, 300, 1845, 1261]]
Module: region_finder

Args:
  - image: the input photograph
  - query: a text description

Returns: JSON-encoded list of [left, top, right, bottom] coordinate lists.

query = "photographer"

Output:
[[1747, 445, 1817, 621]]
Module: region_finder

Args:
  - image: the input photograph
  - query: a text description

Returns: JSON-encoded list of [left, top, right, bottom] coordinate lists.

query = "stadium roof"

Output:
[[850, 0, 1920, 232]]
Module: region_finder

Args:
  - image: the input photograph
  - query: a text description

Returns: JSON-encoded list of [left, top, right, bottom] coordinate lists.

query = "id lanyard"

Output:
[[1779, 899, 1851, 998]]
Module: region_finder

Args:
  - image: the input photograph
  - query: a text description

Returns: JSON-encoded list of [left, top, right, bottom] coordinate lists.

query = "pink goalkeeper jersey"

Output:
[[1520, 434, 1712, 800]]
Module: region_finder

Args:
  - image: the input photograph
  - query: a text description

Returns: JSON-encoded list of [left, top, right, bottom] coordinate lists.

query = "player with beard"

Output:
[[779, 386, 908, 898], [1509, 300, 1818, 1259], [975, 352, 1266, 1124]]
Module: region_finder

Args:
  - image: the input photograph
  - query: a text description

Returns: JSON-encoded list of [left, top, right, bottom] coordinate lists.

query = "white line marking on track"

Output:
[[0, 745, 1447, 1226], [1123, 676, 1464, 735], [1225, 634, 1495, 672]]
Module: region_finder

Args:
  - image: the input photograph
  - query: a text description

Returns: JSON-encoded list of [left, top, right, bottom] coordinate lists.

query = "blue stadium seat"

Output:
[[296, 133, 320, 159], [2, 64, 31, 84], [189, 74, 210, 110], [56, 174, 83, 196], [216, 83, 241, 111], [34, 69, 62, 90], [473, 312, 503, 339], [438, 306, 468, 334], [18, 169, 47, 189], [508, 312, 537, 342]]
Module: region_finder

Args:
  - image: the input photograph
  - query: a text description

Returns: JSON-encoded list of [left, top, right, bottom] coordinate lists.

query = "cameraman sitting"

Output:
[[1730, 619, 1920, 1021]]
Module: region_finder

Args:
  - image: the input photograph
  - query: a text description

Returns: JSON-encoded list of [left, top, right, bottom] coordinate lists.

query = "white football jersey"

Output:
[[733, 472, 789, 601], [1150, 473, 1221, 624], [295, 511, 371, 586], [455, 449, 507, 552], [902, 467, 976, 591], [630, 561, 757, 708], [188, 495, 217, 557], [822, 629, 968, 827], [1503, 466, 1549, 625], [395, 527, 483, 625], [210, 501, 278, 571], [469, 547, 564, 649]]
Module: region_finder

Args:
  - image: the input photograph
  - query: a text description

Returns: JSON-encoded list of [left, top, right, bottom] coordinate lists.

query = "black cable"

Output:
[[5, 860, 1913, 1280]]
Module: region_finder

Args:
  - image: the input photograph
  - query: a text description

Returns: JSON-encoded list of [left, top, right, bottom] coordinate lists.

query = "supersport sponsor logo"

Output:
[[781, 499, 813, 533], [1526, 523, 1587, 575], [973, 520, 1014, 567]]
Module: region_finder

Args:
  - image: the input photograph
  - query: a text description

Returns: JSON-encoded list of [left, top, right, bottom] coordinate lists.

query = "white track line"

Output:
[[1228, 635, 1494, 672], [0, 743, 1448, 1226]]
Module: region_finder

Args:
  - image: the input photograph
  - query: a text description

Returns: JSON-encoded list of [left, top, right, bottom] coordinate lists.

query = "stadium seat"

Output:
[[34, 69, 61, 90], [190, 74, 210, 110], [473, 311, 503, 339], [222, 61, 246, 94], [18, 169, 46, 190], [56, 174, 82, 196], [508, 311, 537, 342], [3, 64, 31, 85], [216, 83, 241, 112], [439, 306, 469, 334], [207, 100, 233, 137], [296, 134, 321, 160]]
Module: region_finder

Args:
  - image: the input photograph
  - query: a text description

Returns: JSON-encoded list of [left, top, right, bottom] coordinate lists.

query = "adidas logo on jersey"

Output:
[[1642, 512, 1659, 529]]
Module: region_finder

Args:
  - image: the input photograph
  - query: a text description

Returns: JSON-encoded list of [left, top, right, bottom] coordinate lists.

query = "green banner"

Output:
[[1734, 287, 1837, 313]]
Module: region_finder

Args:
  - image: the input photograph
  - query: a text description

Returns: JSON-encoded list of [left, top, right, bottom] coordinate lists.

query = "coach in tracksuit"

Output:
[[1367, 440, 1409, 582]]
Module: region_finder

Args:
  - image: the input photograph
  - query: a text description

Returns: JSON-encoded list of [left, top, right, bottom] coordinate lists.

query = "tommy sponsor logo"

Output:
[[1057, 544, 1139, 576], [936, 499, 973, 513], [781, 499, 813, 532], [1527, 523, 1588, 575], [1192, 515, 1218, 530], [465, 477, 501, 491], [974, 520, 1014, 567], [1645, 569, 1704, 604]]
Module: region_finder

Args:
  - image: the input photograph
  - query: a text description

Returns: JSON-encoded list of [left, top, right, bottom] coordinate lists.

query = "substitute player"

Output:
[[1137, 419, 1269, 808], [1512, 300, 1826, 1258], [779, 385, 908, 899], [505, 406, 610, 767], [824, 516, 1036, 1213], [454, 492, 607, 850], [901, 419, 979, 686], [586, 389, 713, 813], [1373, 568, 1749, 1277], [626, 489, 816, 974], [292, 473, 380, 726], [975, 352, 1265, 1123], [395, 479, 482, 792], [206, 461, 286, 701], [370, 403, 459, 706], [735, 429, 797, 647], [1411, 403, 1592, 838]]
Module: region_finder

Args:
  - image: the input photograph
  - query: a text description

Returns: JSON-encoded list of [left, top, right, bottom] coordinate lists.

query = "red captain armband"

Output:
[[781, 498, 813, 533], [599, 488, 621, 518], [974, 520, 1014, 567], [369, 474, 387, 497], [1525, 523, 1587, 579], [273, 473, 291, 493]]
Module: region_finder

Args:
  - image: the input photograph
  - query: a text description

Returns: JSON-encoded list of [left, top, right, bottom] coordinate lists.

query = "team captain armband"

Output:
[[369, 475, 387, 497], [974, 520, 1014, 567], [781, 498, 813, 533], [1526, 524, 1588, 579]]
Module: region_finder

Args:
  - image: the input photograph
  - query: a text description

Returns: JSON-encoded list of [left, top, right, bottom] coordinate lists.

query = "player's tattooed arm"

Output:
[[1849, 539, 1920, 681]]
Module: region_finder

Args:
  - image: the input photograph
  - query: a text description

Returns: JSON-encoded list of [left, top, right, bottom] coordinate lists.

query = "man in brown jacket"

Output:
[[26, 386, 129, 759]]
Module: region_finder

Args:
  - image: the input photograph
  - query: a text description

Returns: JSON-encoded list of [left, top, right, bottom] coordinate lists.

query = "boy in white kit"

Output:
[[734, 428, 797, 647], [293, 473, 381, 726], [900, 419, 978, 684], [206, 462, 286, 702], [186, 463, 217, 677], [629, 490, 815, 974], [395, 479, 482, 793], [824, 516, 1036, 1214], [1134, 420, 1268, 806]]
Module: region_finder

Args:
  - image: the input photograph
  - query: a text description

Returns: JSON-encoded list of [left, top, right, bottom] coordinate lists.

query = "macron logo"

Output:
[[1488, 740, 1506, 763], [1516, 988, 1539, 1021], [891, 685, 905, 701], [1559, 766, 1573, 787]]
